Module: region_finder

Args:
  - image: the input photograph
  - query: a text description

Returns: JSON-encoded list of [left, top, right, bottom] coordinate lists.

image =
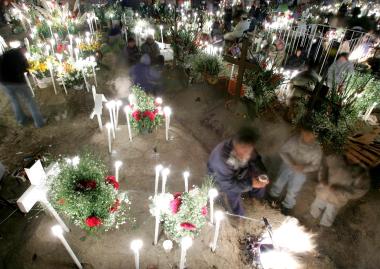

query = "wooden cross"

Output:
[[223, 35, 260, 99]]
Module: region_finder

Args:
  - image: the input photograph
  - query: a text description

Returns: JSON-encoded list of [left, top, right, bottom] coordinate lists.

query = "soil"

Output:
[[0, 25, 379, 269]]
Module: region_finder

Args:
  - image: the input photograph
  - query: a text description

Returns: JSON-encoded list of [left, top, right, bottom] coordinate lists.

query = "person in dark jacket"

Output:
[[0, 48, 44, 128], [208, 126, 269, 216], [125, 37, 141, 65]]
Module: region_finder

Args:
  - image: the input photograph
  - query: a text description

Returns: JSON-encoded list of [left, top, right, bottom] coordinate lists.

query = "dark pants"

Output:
[[225, 187, 266, 216]]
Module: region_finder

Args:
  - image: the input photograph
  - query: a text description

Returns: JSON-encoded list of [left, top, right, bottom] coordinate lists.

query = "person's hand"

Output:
[[252, 178, 268, 189]]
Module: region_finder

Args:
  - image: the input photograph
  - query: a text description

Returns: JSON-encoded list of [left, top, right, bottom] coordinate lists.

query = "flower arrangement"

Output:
[[149, 178, 213, 242], [243, 63, 284, 117], [28, 59, 50, 79], [48, 153, 132, 232], [129, 85, 163, 133]]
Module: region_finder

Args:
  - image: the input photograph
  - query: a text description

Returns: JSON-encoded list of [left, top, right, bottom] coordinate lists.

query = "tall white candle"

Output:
[[183, 171, 190, 192], [160, 25, 164, 44], [106, 101, 116, 138], [82, 70, 89, 92], [24, 72, 35, 97], [163, 106, 172, 141], [161, 168, 170, 193], [114, 161, 122, 182], [123, 106, 133, 141], [47, 63, 58, 95], [47, 21, 54, 38], [154, 165, 163, 196], [106, 122, 112, 153], [208, 189, 218, 225], [115, 100, 122, 129], [179, 236, 193, 269], [130, 239, 143, 269], [74, 48, 79, 61], [24, 37, 30, 52], [89, 56, 97, 86], [51, 225, 83, 269], [153, 208, 160, 245], [211, 211, 224, 252]]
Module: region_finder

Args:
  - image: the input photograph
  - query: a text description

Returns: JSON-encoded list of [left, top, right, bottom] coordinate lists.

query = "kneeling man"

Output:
[[208, 126, 269, 216]]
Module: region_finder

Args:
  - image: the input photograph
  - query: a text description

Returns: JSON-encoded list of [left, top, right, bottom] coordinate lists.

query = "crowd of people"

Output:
[[208, 125, 370, 227]]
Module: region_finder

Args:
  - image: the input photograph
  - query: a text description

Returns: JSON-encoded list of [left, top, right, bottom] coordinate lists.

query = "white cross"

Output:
[[17, 160, 69, 232], [90, 93, 107, 131]]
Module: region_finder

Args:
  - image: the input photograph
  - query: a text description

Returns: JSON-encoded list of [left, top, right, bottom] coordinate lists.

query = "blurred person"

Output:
[[125, 37, 141, 65], [0, 47, 45, 128], [268, 125, 322, 215], [208, 126, 269, 216], [224, 14, 251, 41], [310, 155, 370, 227], [326, 52, 354, 89], [141, 35, 161, 63]]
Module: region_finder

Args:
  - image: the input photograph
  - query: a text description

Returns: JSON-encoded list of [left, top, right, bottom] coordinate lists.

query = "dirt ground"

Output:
[[0, 29, 379, 269]]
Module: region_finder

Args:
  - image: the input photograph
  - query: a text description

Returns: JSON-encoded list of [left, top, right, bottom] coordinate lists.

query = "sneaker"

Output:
[[280, 206, 292, 216]]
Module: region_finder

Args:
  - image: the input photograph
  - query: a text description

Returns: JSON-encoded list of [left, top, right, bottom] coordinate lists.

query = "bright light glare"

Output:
[[260, 250, 301, 269], [130, 239, 143, 252], [51, 225, 63, 236]]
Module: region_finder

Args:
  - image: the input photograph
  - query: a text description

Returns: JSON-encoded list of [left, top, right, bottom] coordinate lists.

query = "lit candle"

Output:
[[153, 208, 160, 245], [163, 106, 172, 141], [208, 189, 218, 224], [106, 122, 112, 153], [154, 164, 163, 196], [179, 236, 193, 269], [74, 48, 79, 61], [115, 100, 122, 129], [130, 239, 143, 269], [82, 69, 89, 92], [114, 161, 122, 182], [89, 56, 97, 86], [51, 225, 83, 269], [106, 101, 116, 138], [211, 211, 224, 252], [24, 72, 35, 97], [24, 37, 30, 52], [123, 106, 133, 141], [159, 25, 164, 44], [161, 168, 170, 193], [183, 171, 190, 192], [47, 62, 58, 95], [47, 20, 54, 38]]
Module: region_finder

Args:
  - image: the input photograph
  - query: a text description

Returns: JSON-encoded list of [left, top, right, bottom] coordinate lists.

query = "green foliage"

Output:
[[293, 72, 380, 152], [129, 85, 163, 133], [48, 153, 131, 232], [243, 66, 284, 117], [190, 53, 223, 77], [150, 178, 213, 242]]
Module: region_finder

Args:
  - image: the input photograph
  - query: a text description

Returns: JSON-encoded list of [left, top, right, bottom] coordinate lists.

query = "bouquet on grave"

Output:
[[56, 59, 94, 89], [48, 153, 133, 232], [128, 85, 164, 134], [28, 55, 56, 79], [149, 179, 213, 242]]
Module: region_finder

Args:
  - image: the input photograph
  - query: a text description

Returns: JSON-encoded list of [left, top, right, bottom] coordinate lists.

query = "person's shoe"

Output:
[[280, 206, 293, 216], [35, 118, 47, 128], [266, 194, 280, 209]]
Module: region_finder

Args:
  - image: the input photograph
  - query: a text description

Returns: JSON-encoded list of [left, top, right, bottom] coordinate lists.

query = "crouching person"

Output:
[[310, 155, 370, 227], [208, 126, 269, 216]]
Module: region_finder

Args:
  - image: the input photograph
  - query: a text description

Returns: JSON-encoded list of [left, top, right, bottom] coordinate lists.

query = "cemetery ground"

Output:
[[0, 47, 379, 269]]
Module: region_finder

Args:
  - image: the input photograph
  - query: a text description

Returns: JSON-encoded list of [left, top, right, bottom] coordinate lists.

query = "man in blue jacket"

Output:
[[208, 126, 269, 216]]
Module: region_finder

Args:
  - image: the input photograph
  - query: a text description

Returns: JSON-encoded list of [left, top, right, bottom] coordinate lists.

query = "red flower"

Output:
[[58, 198, 65, 205], [85, 216, 102, 227], [201, 206, 208, 216], [105, 175, 119, 190], [170, 197, 182, 214], [173, 192, 182, 199], [56, 44, 66, 54], [180, 222, 196, 231], [110, 199, 120, 213], [143, 110, 156, 121], [132, 111, 141, 121]]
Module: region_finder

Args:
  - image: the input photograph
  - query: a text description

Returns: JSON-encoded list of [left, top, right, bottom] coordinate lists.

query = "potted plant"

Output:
[[28, 59, 52, 89], [191, 53, 222, 85]]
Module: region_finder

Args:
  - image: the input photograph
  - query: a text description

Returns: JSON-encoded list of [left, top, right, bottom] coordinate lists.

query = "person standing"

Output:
[[0, 47, 45, 128], [269, 125, 322, 215], [208, 126, 269, 216], [310, 155, 370, 227]]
